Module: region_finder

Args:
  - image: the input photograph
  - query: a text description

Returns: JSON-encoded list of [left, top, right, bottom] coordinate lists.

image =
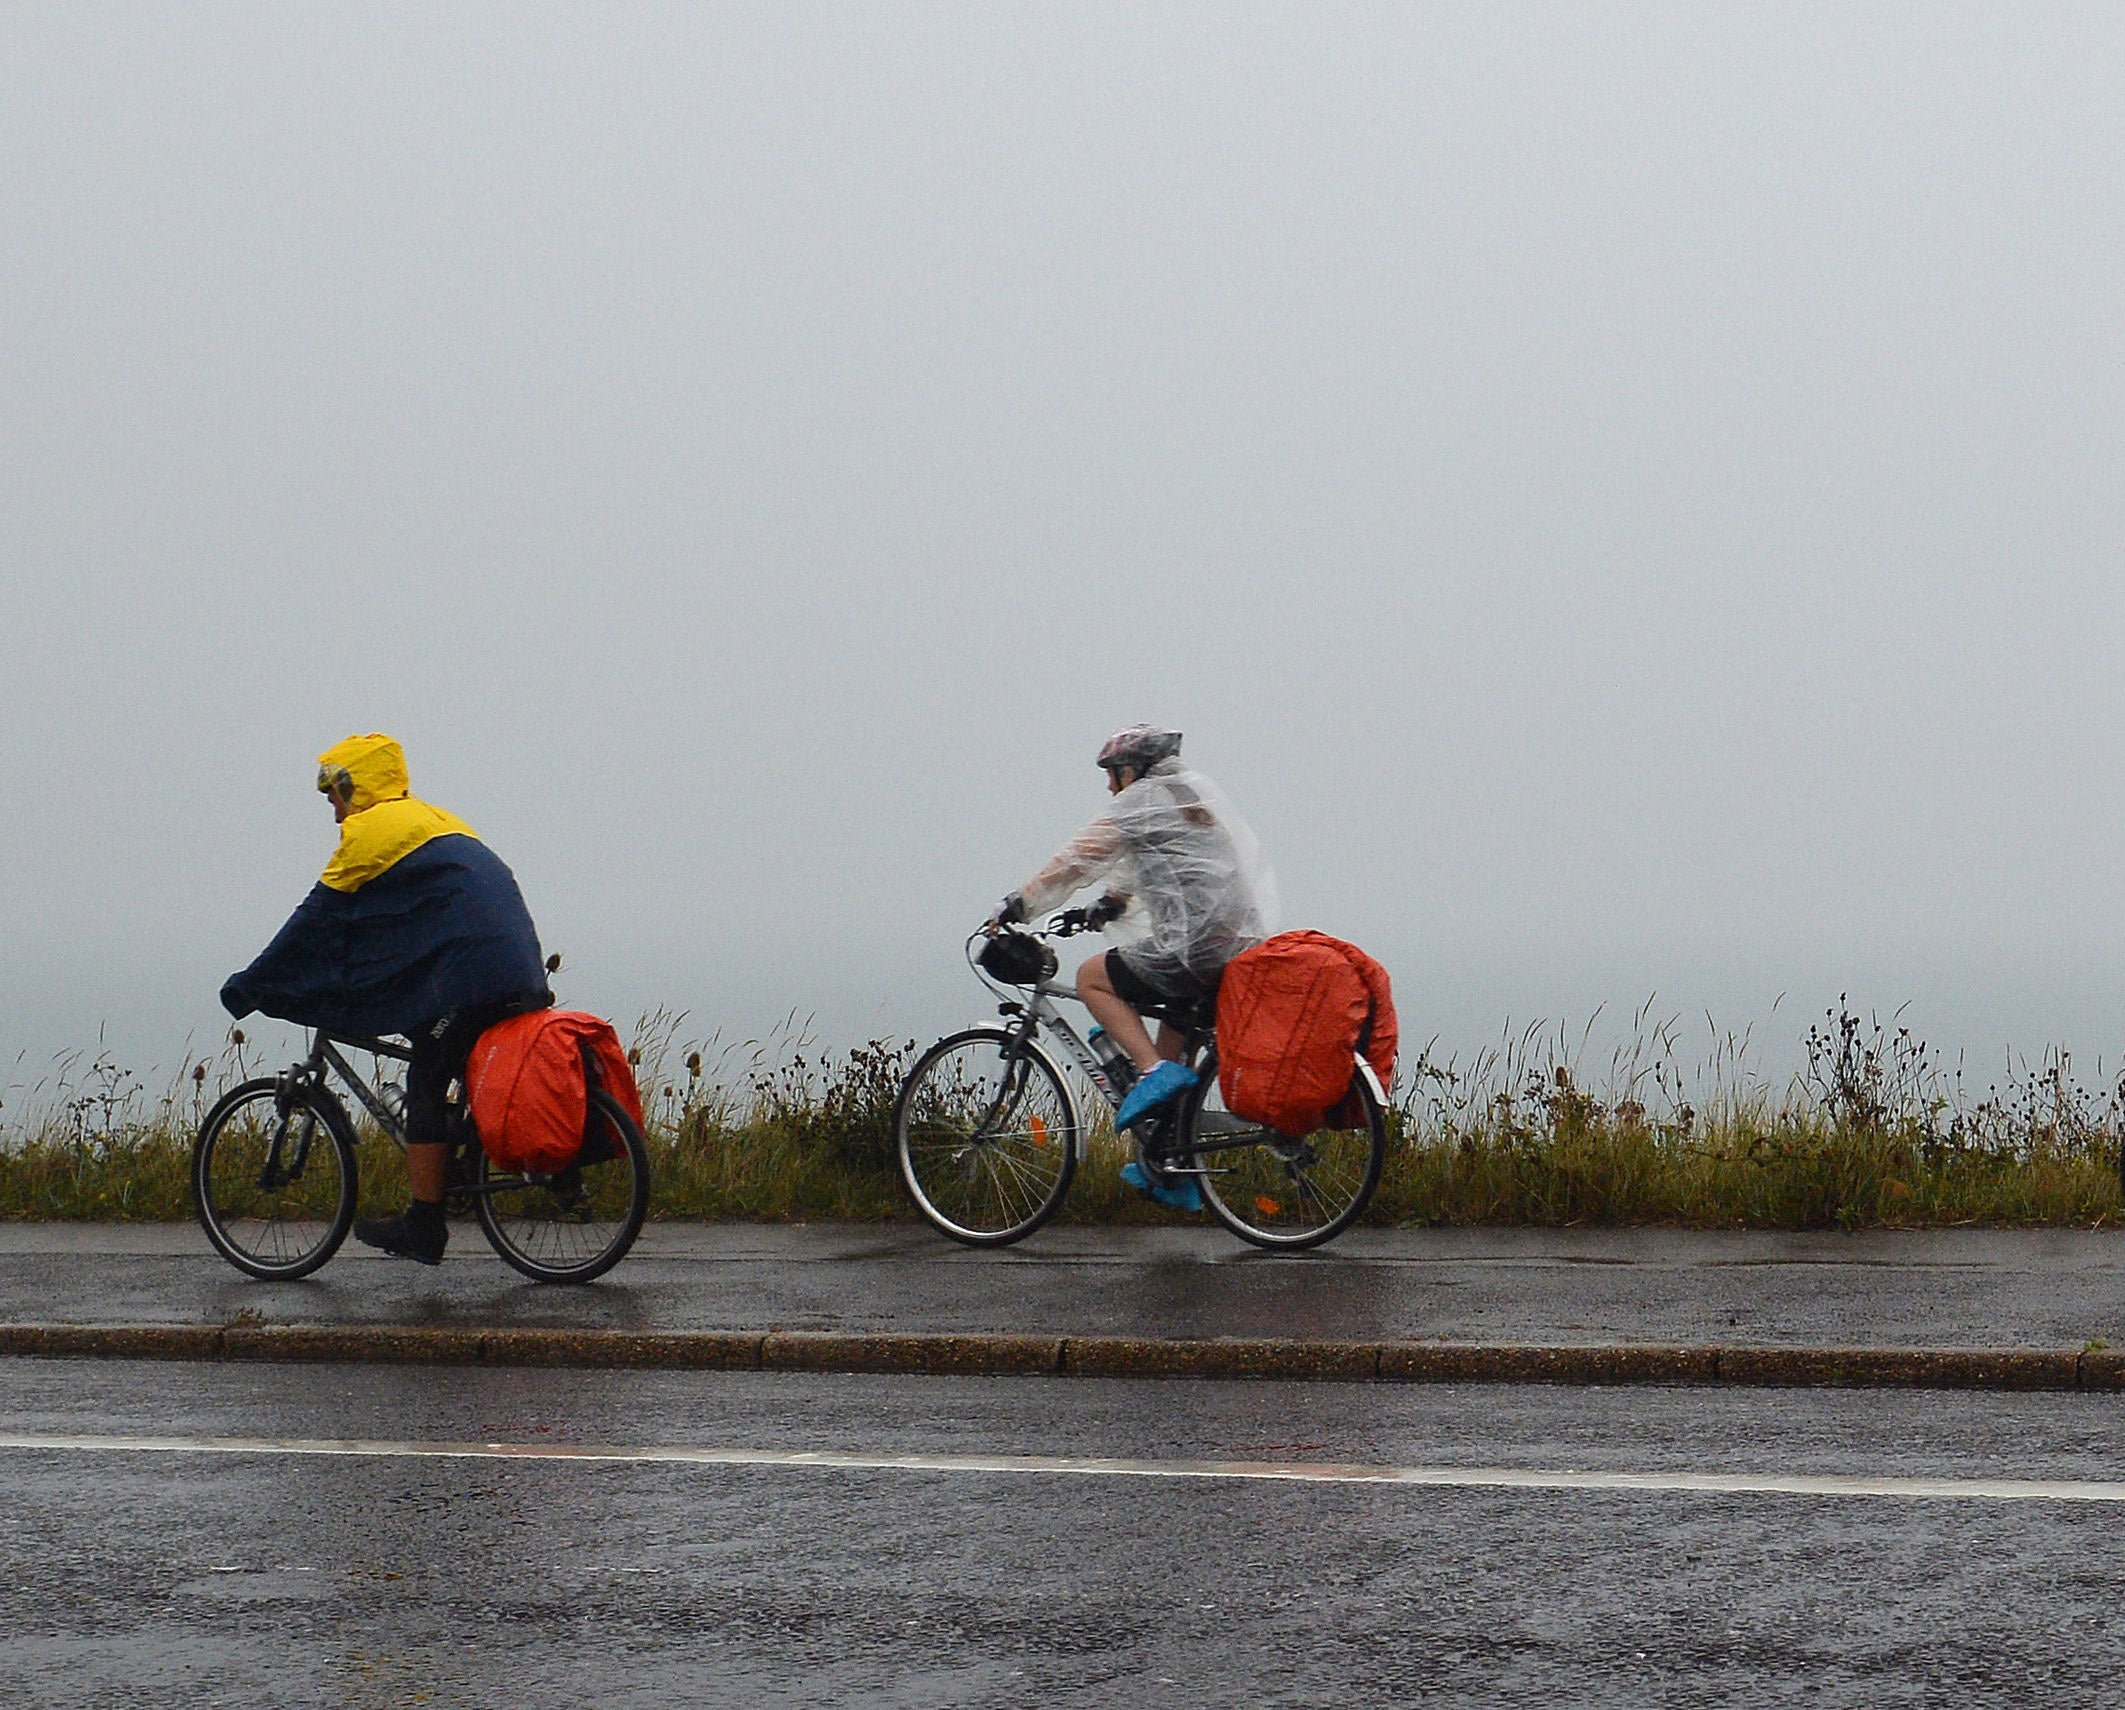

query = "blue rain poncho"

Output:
[[221, 735, 549, 1039]]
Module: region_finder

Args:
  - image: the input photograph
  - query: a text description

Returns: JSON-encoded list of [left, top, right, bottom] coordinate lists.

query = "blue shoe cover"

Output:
[[1119, 1159, 1203, 1214], [1114, 1059, 1198, 1132], [1148, 1174, 1202, 1213]]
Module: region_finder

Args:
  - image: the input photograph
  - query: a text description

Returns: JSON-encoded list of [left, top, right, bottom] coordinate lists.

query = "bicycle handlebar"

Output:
[[1041, 898, 1122, 938], [976, 912, 1088, 945], [966, 900, 1122, 992]]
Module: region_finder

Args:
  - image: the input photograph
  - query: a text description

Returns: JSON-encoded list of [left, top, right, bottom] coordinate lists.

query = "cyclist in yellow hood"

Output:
[[223, 734, 551, 1265], [312, 732, 478, 890]]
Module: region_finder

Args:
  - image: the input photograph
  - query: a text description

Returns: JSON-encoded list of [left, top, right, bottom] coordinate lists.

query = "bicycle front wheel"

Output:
[[895, 1027, 1078, 1245], [475, 1088, 651, 1283], [1182, 1055, 1386, 1250], [193, 1078, 358, 1280]]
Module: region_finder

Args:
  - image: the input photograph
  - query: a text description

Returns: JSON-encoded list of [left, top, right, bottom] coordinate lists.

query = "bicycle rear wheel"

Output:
[[896, 1027, 1078, 1245], [1182, 1054, 1386, 1250], [193, 1078, 358, 1280], [474, 1087, 651, 1283]]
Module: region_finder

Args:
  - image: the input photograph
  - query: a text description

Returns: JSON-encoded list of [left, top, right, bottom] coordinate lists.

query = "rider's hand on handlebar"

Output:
[[1086, 893, 1126, 930], [985, 892, 1026, 932]]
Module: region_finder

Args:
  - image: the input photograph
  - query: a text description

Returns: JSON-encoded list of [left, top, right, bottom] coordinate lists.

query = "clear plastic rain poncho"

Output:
[[1017, 758, 1279, 993]]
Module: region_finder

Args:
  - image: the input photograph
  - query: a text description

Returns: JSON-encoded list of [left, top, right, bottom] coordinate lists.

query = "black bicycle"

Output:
[[192, 1031, 650, 1284], [895, 911, 1388, 1250]]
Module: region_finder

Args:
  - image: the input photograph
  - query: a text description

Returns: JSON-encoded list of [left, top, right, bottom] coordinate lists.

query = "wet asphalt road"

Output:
[[7, 1358, 2125, 1706], [9, 1222, 2125, 1349]]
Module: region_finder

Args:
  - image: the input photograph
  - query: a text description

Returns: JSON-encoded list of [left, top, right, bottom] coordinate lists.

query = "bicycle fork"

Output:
[[967, 1017, 1045, 1144], [258, 1069, 321, 1191]]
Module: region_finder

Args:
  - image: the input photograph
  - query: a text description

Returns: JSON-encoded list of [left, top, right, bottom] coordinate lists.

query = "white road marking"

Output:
[[0, 1430, 2118, 1503]]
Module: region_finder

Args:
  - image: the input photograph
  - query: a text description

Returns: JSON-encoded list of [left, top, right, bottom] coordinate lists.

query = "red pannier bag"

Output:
[[1214, 931, 1398, 1136], [465, 1010, 645, 1174]]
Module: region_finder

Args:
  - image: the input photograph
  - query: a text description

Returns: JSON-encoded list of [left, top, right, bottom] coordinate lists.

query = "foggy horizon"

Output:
[[8, 4, 2125, 1104]]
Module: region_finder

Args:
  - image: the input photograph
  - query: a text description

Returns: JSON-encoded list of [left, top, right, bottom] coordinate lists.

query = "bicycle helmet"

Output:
[[1096, 725, 1183, 776]]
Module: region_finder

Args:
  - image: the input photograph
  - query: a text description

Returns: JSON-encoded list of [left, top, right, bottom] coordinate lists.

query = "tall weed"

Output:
[[3, 1001, 2121, 1227]]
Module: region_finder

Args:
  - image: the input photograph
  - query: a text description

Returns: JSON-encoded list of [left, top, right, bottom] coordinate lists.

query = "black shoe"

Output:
[[353, 1204, 447, 1266]]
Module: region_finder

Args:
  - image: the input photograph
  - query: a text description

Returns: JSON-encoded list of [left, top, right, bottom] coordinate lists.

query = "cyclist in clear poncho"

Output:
[[990, 727, 1277, 1206]]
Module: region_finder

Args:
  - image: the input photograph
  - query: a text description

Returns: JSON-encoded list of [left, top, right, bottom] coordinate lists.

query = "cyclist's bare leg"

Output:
[[1076, 955, 1160, 1072], [405, 1142, 446, 1202]]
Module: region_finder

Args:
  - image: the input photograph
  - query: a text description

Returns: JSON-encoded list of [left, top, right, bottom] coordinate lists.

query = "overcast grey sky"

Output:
[[6, 4, 2125, 1087]]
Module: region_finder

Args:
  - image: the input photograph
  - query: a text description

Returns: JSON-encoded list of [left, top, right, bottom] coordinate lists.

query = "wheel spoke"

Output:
[[476, 1091, 648, 1283], [195, 1084, 355, 1280], [897, 1032, 1075, 1244], [1188, 1059, 1385, 1250]]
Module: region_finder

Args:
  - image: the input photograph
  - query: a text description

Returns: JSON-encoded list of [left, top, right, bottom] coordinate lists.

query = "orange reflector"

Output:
[[1254, 1195, 1281, 1217], [1030, 1115, 1049, 1147]]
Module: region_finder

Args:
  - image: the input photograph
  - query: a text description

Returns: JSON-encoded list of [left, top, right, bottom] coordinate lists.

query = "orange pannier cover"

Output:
[[466, 1009, 644, 1174], [1214, 931, 1398, 1137]]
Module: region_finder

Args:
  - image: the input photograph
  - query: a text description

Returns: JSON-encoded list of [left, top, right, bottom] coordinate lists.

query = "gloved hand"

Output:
[[1086, 893, 1126, 930], [987, 892, 1026, 929]]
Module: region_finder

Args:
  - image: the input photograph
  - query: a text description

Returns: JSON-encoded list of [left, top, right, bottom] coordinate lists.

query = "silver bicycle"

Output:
[[894, 911, 1388, 1250]]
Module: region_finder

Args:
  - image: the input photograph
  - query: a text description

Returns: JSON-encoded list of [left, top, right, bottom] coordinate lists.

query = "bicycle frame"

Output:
[[249, 1035, 394, 1191], [991, 973, 1285, 1185], [982, 915, 1334, 1172], [274, 1028, 405, 1130], [311, 1034, 411, 1138], [270, 1032, 520, 1202], [1005, 983, 1129, 1112]]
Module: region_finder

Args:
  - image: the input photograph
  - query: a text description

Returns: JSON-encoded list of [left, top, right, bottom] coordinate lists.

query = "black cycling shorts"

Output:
[[1104, 949, 1201, 1014], [404, 990, 551, 1148]]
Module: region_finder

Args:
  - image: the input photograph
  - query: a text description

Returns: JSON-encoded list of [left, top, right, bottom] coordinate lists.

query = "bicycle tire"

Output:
[[474, 1087, 651, 1283], [192, 1077, 359, 1280], [1181, 1053, 1386, 1250], [896, 1027, 1078, 1246]]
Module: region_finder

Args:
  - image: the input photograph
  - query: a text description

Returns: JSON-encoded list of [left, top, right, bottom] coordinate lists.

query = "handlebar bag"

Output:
[[1214, 931, 1398, 1136], [466, 1009, 645, 1174]]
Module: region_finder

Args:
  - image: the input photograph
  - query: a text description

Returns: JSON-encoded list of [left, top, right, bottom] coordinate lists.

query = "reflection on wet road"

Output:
[[7, 1359, 2125, 1706], [12, 1222, 2125, 1352]]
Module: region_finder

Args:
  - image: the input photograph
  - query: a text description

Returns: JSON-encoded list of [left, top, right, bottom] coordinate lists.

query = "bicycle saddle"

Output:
[[1137, 990, 1218, 1036]]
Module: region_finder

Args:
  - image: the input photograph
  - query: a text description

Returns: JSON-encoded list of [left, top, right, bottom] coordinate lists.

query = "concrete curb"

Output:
[[3, 1323, 2122, 1391]]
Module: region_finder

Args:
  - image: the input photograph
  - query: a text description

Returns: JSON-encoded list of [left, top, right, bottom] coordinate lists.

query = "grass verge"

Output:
[[3, 1002, 2121, 1228]]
